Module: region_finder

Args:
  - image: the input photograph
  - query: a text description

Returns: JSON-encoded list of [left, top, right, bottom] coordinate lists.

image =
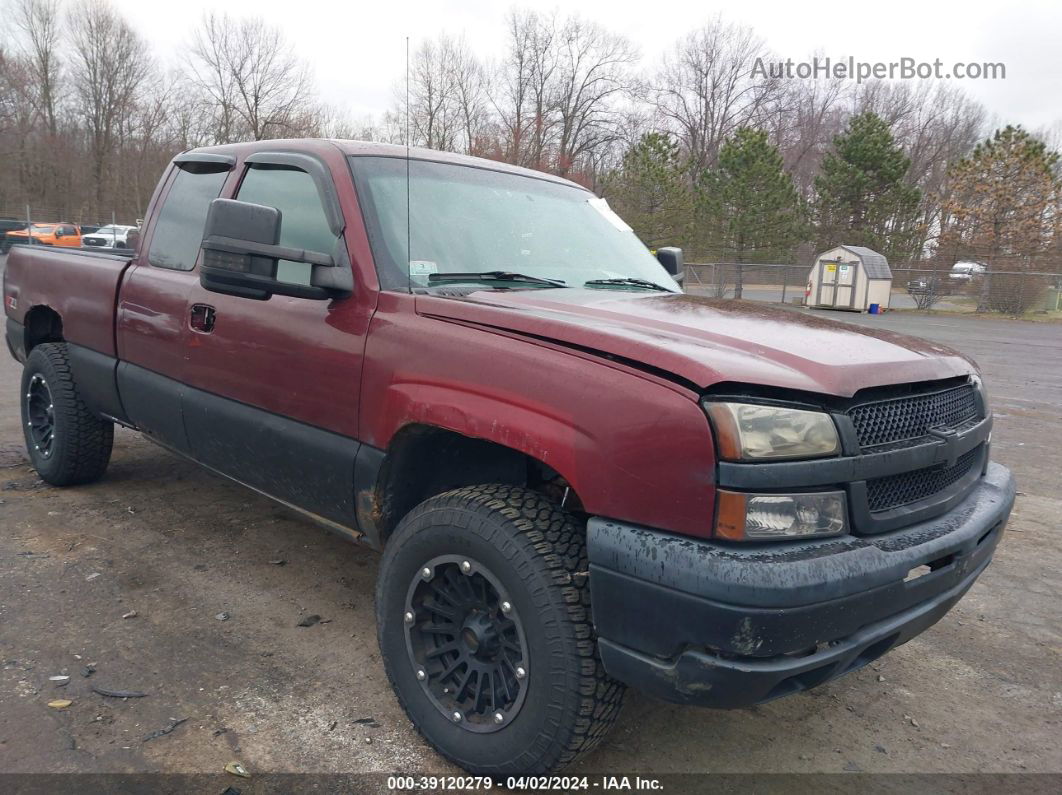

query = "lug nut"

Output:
[[451, 711, 462, 723], [404, 611, 414, 624], [460, 561, 471, 574], [421, 567, 432, 580], [416, 669, 427, 681], [501, 601, 512, 614], [493, 712, 504, 724], [515, 666, 526, 679]]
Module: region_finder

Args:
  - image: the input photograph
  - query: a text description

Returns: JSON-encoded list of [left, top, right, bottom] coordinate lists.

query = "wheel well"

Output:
[[23, 306, 64, 353], [368, 425, 582, 545]]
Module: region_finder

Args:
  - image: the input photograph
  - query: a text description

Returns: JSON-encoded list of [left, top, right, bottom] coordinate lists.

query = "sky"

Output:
[[109, 0, 1062, 134]]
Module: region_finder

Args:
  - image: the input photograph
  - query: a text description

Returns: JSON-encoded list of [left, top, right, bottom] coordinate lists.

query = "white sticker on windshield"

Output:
[[409, 260, 438, 277], [588, 197, 633, 232]]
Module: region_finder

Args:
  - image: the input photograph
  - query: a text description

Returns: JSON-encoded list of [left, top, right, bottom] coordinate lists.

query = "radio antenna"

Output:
[[405, 35, 412, 294]]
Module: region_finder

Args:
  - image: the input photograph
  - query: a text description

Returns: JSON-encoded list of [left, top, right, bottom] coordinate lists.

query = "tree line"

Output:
[[0, 0, 365, 223], [2, 1, 1059, 306]]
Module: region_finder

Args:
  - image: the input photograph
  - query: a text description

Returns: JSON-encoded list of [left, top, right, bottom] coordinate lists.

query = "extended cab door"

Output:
[[180, 151, 371, 531], [116, 155, 235, 453]]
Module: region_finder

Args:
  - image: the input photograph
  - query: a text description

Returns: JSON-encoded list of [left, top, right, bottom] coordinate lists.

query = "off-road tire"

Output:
[[21, 343, 113, 485], [376, 484, 625, 775]]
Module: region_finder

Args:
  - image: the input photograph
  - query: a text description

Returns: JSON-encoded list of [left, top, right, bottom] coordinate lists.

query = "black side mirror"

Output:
[[199, 198, 352, 301], [656, 246, 684, 286]]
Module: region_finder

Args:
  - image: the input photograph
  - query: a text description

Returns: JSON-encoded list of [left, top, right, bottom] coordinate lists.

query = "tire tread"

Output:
[[23, 342, 113, 485], [377, 484, 625, 774]]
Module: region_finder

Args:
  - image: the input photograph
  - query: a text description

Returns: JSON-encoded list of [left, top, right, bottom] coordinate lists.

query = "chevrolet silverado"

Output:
[[3, 139, 1015, 775]]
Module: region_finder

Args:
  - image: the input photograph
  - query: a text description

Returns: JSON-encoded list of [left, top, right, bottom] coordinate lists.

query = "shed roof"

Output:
[[840, 245, 891, 279]]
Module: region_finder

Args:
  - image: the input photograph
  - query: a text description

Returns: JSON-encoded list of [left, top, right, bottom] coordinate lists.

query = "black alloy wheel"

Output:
[[404, 555, 529, 732], [25, 372, 57, 460], [376, 484, 625, 775]]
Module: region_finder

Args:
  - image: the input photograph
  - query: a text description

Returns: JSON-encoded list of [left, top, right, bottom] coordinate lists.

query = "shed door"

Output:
[[835, 262, 856, 308], [817, 260, 840, 305], [818, 260, 856, 308]]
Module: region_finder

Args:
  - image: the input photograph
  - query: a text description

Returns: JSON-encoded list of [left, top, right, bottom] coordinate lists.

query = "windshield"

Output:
[[31, 224, 55, 231], [348, 156, 679, 293], [95, 226, 120, 234]]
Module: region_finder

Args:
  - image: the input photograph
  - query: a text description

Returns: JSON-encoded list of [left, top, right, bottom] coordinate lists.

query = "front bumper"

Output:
[[587, 462, 1015, 708]]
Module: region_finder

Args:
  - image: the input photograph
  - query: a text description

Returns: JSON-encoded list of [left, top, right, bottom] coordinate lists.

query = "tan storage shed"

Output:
[[807, 245, 892, 312]]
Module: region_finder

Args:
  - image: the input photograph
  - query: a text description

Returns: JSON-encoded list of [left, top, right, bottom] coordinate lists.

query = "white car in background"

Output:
[[949, 261, 987, 282], [81, 224, 138, 249]]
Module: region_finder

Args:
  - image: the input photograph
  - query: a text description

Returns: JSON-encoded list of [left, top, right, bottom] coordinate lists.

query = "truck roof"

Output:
[[180, 138, 589, 192]]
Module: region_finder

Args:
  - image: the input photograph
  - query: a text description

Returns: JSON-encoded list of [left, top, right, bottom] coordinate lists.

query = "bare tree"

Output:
[[188, 13, 316, 143], [767, 67, 848, 199], [14, 0, 63, 136], [648, 17, 786, 175], [69, 0, 152, 216], [402, 36, 462, 151], [117, 69, 182, 215], [0, 47, 36, 211], [314, 106, 383, 142], [448, 37, 490, 155], [552, 18, 637, 177], [490, 10, 560, 169], [0, 48, 33, 143], [522, 11, 558, 169]]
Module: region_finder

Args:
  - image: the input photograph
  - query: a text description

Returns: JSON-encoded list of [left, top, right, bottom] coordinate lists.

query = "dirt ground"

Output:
[[1, 282, 1060, 787]]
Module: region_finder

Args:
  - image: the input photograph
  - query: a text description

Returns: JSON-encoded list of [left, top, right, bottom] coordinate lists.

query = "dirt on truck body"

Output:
[[2, 138, 1015, 775]]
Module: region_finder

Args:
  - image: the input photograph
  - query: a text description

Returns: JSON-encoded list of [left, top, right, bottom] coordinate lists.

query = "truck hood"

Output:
[[415, 289, 976, 397]]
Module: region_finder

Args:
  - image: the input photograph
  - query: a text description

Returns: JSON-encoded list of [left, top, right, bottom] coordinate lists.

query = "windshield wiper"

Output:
[[584, 277, 670, 291], [427, 271, 567, 288]]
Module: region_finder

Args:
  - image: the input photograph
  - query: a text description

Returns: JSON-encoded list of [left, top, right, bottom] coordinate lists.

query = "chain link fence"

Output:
[[1, 206, 141, 254], [0, 205, 138, 227], [684, 262, 1062, 315]]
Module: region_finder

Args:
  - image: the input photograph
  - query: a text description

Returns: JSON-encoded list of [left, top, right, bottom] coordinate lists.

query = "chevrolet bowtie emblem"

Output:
[[928, 427, 961, 468]]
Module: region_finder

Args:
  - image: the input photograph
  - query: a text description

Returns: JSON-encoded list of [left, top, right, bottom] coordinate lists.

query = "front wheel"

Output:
[[376, 485, 624, 775]]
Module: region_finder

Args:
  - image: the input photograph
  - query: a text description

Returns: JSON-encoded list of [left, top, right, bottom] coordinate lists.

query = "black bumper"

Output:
[[587, 462, 1015, 708]]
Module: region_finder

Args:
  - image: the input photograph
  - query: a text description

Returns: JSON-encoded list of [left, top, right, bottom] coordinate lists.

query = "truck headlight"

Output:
[[705, 402, 840, 461], [716, 490, 847, 541]]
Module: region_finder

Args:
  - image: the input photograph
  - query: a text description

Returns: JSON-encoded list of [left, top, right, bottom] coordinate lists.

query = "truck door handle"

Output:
[[190, 304, 216, 333]]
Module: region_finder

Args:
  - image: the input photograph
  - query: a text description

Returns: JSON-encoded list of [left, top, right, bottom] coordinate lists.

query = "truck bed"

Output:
[[4, 246, 133, 361]]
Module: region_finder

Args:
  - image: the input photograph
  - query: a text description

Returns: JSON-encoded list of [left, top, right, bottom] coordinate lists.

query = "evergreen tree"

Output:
[[814, 112, 922, 262], [697, 128, 806, 298], [941, 125, 1059, 312], [603, 132, 692, 249]]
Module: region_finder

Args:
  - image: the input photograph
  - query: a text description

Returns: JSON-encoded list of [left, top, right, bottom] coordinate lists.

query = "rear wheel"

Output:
[[376, 484, 624, 775], [21, 343, 113, 486]]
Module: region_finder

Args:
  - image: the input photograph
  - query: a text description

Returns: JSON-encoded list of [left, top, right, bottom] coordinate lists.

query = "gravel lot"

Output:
[[1, 257, 1059, 786]]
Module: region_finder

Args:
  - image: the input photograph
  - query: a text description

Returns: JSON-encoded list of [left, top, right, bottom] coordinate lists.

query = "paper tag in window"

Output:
[[409, 260, 438, 277], [588, 197, 633, 232]]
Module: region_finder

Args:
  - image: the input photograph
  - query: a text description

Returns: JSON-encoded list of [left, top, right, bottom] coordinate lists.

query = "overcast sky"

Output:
[[111, 0, 1061, 134]]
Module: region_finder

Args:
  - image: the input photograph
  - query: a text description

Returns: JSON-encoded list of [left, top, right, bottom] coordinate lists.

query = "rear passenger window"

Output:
[[236, 164, 336, 285], [148, 166, 228, 271]]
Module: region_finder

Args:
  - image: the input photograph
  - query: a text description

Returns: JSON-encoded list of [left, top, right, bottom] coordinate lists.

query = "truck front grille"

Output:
[[848, 384, 978, 450], [866, 446, 981, 513]]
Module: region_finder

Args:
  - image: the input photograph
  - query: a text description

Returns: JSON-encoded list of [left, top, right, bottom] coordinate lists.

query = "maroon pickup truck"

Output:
[[3, 139, 1015, 775]]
